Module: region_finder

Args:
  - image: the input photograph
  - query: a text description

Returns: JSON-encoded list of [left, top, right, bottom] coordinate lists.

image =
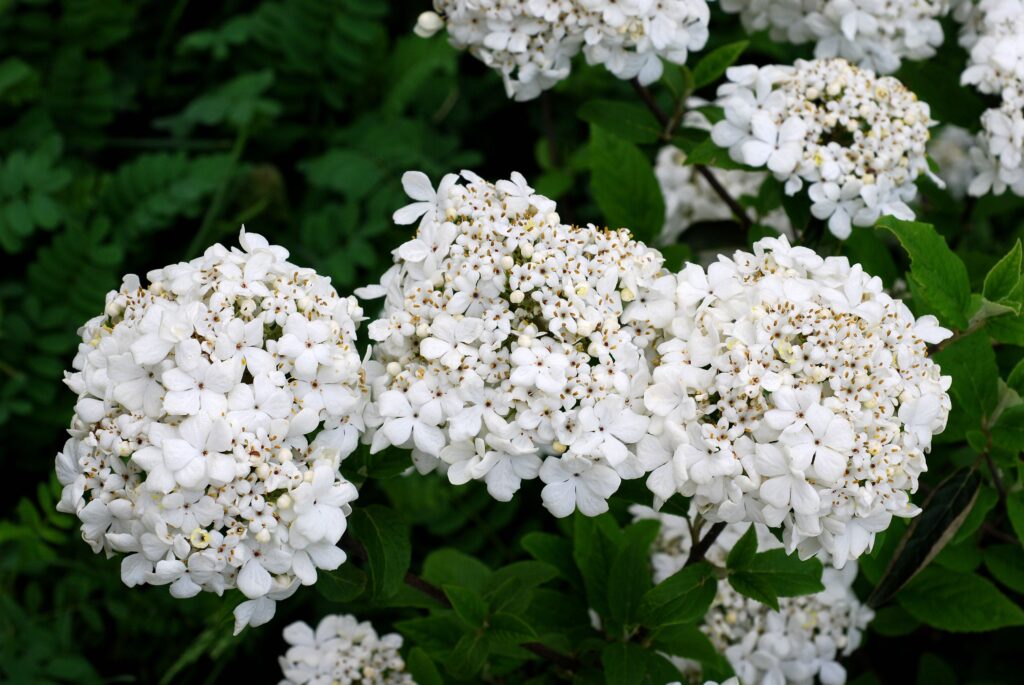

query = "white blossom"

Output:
[[712, 58, 937, 238], [720, 0, 952, 74], [362, 170, 672, 517], [417, 0, 710, 100], [55, 229, 366, 633], [635, 506, 874, 685], [642, 236, 951, 565], [278, 614, 415, 685]]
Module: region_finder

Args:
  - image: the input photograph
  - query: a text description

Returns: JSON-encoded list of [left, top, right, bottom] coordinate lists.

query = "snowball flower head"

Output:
[[639, 236, 951, 565], [712, 58, 937, 239], [635, 506, 874, 685], [279, 614, 414, 685], [362, 170, 672, 518], [656, 103, 791, 244], [55, 229, 366, 633], [719, 0, 951, 74], [416, 0, 710, 100], [956, 0, 1024, 198]]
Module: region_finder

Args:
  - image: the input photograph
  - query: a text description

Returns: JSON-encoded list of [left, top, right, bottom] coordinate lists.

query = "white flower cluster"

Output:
[[55, 230, 366, 634], [278, 614, 414, 685], [638, 236, 951, 565], [361, 170, 671, 518], [957, 0, 1024, 197], [712, 58, 937, 239], [414, 0, 710, 101], [655, 106, 790, 244], [635, 506, 873, 685], [719, 0, 951, 74]]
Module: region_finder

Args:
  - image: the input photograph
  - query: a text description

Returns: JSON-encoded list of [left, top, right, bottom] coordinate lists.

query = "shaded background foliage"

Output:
[[1, 2, 1022, 684]]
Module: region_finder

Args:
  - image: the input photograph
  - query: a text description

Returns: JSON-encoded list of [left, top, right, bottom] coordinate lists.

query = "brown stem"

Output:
[[694, 165, 754, 231], [631, 79, 670, 130], [687, 521, 727, 566], [984, 450, 1007, 501], [631, 79, 754, 232]]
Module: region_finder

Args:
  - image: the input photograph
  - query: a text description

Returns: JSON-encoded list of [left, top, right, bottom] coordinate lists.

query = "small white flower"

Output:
[[376, 384, 446, 456], [540, 454, 620, 517]]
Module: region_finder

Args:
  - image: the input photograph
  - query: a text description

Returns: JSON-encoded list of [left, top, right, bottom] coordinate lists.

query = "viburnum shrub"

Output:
[[19, 2, 1024, 684]]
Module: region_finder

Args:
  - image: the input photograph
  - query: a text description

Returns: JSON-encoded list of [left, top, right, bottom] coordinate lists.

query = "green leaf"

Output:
[[607, 519, 660, 630], [917, 653, 958, 685], [868, 468, 981, 607], [934, 332, 1000, 427], [578, 100, 663, 144], [681, 137, 753, 171], [445, 585, 488, 628], [573, 514, 621, 619], [870, 605, 921, 637], [637, 562, 717, 628], [650, 624, 719, 664], [951, 485, 998, 544], [522, 532, 581, 586], [301, 149, 384, 200], [729, 549, 824, 610], [843, 228, 900, 286], [991, 404, 1024, 453], [984, 544, 1024, 594], [588, 124, 664, 242], [602, 643, 681, 685], [316, 564, 367, 603], [602, 643, 646, 685], [691, 41, 749, 89], [348, 505, 411, 599], [0, 57, 40, 104], [986, 314, 1024, 346], [1006, 492, 1024, 545], [423, 549, 492, 592], [406, 647, 444, 685], [395, 615, 464, 654], [661, 65, 693, 100], [488, 612, 538, 645], [447, 630, 489, 680], [1007, 356, 1024, 397], [876, 216, 971, 328], [983, 239, 1023, 306], [897, 566, 1024, 632], [726, 525, 757, 571]]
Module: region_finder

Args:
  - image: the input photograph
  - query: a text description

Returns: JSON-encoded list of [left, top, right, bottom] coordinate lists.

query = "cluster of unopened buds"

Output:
[[413, 0, 711, 100], [712, 58, 937, 238]]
